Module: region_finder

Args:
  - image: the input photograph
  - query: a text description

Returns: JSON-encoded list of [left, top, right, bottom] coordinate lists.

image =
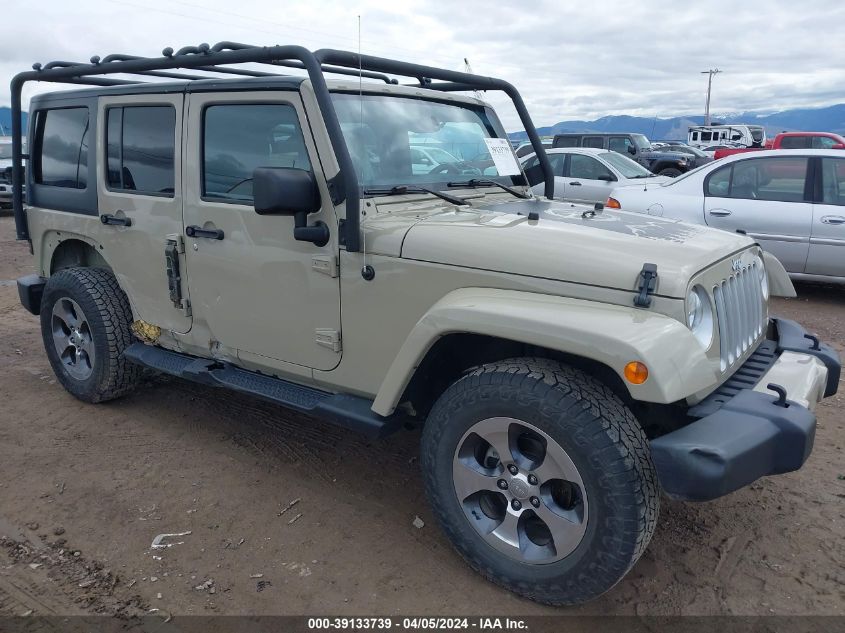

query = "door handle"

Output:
[[186, 225, 224, 240], [100, 213, 132, 227], [708, 209, 732, 217], [569, 181, 582, 186], [821, 215, 845, 225]]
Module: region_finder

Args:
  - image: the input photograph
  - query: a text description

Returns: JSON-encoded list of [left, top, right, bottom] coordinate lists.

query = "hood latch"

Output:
[[634, 263, 658, 308]]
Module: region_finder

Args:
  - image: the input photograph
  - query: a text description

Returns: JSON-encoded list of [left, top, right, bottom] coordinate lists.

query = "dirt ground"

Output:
[[0, 214, 843, 618]]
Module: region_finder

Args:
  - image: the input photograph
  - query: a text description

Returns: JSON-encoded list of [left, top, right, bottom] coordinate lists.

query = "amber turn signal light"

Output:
[[624, 361, 649, 384], [606, 197, 621, 209]]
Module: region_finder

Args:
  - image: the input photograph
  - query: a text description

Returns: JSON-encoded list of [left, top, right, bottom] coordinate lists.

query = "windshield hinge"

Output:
[[634, 263, 658, 308], [326, 175, 345, 206]]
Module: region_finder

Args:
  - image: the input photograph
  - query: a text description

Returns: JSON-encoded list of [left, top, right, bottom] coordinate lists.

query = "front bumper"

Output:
[[651, 317, 840, 501]]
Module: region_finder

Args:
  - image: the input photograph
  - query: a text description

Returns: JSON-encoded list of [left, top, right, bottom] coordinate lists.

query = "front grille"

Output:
[[713, 261, 765, 371]]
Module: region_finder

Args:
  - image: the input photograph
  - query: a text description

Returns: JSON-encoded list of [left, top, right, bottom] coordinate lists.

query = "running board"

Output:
[[123, 343, 405, 438]]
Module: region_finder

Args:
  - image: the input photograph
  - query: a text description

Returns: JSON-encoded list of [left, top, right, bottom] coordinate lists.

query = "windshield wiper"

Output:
[[446, 178, 530, 199], [362, 185, 468, 206]]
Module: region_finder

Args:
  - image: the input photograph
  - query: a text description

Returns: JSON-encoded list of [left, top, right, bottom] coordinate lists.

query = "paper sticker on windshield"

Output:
[[483, 138, 521, 176]]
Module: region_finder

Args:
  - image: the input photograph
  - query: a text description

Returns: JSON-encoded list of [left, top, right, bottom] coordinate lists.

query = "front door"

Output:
[[97, 94, 192, 334], [703, 155, 812, 273], [565, 153, 616, 205], [183, 91, 342, 371], [807, 156, 845, 277]]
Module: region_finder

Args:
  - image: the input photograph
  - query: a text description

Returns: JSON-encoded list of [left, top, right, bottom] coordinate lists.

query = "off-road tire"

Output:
[[420, 357, 659, 606], [40, 267, 141, 403], [657, 167, 683, 177]]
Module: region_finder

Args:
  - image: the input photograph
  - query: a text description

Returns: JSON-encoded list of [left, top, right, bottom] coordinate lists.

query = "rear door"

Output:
[[97, 94, 191, 334], [703, 155, 813, 273], [564, 153, 616, 205], [806, 156, 845, 277]]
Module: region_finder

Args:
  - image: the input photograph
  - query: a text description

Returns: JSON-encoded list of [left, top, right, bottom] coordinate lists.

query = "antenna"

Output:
[[463, 57, 482, 100], [358, 15, 374, 280]]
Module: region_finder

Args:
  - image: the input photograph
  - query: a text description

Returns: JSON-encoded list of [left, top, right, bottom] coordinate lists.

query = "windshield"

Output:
[[331, 93, 521, 189], [598, 151, 652, 178], [0, 144, 11, 160], [630, 134, 651, 151]]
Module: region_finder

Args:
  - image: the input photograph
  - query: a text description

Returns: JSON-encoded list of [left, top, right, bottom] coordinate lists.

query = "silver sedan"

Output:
[[520, 147, 670, 206]]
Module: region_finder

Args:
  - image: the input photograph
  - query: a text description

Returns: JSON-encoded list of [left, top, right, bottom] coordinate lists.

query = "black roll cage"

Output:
[[10, 41, 555, 249]]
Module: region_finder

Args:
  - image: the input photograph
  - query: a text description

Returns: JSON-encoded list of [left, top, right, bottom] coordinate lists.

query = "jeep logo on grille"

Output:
[[731, 258, 742, 272]]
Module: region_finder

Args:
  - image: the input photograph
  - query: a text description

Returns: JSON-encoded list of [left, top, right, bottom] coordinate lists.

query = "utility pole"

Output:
[[701, 68, 721, 126]]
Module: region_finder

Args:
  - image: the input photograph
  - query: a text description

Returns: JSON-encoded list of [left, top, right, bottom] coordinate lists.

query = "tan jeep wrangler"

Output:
[[11, 43, 841, 606]]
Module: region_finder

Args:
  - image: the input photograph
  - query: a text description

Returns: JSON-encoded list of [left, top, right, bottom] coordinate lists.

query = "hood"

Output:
[[400, 198, 753, 298]]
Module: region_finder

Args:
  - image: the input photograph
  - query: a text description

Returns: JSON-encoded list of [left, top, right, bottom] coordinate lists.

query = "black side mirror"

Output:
[[253, 167, 328, 246], [627, 145, 636, 155], [253, 167, 321, 216]]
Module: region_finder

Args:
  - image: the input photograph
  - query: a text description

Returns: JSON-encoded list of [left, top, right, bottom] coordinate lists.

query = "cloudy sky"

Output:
[[2, 0, 844, 130]]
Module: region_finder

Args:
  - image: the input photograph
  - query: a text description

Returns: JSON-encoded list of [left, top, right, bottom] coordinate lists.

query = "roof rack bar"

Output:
[[10, 41, 554, 250], [209, 41, 396, 84], [192, 65, 278, 78]]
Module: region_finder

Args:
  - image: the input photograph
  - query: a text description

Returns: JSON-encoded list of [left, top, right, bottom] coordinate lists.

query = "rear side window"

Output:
[[106, 106, 176, 195], [583, 136, 604, 149], [706, 157, 808, 203], [553, 136, 579, 148], [203, 104, 312, 203], [778, 136, 808, 149], [34, 107, 90, 189], [522, 153, 565, 176]]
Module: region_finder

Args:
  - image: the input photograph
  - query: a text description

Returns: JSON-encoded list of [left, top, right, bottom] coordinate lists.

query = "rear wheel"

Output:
[[421, 358, 659, 605], [40, 267, 141, 403]]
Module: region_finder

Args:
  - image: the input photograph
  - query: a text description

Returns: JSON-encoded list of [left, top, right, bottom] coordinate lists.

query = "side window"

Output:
[[730, 157, 808, 203], [813, 136, 838, 149], [691, 132, 699, 141], [522, 156, 538, 171], [203, 104, 312, 203], [554, 136, 580, 148], [700, 132, 712, 142], [568, 154, 611, 180], [706, 164, 732, 197], [779, 136, 808, 149], [821, 158, 845, 206], [106, 106, 176, 195], [583, 136, 604, 149], [34, 107, 90, 189], [523, 154, 564, 176], [411, 148, 431, 165], [608, 136, 634, 155]]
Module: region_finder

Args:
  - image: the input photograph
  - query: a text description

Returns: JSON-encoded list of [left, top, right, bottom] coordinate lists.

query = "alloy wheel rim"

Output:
[[452, 416, 588, 564], [51, 297, 95, 380]]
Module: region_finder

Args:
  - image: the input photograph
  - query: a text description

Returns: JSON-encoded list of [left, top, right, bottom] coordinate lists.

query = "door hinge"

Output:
[[312, 255, 338, 278], [315, 328, 342, 353], [165, 234, 190, 315], [181, 299, 192, 317]]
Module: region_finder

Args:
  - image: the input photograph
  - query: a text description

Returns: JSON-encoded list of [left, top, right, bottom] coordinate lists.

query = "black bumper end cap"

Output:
[[17, 274, 46, 315], [651, 389, 815, 502], [774, 316, 841, 397]]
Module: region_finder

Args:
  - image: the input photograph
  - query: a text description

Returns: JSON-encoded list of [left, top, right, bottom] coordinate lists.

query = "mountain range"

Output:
[[508, 104, 845, 141], [4, 103, 845, 142]]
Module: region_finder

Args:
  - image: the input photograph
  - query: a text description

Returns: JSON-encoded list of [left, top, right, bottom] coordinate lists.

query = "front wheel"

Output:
[[420, 358, 659, 606], [657, 167, 683, 177]]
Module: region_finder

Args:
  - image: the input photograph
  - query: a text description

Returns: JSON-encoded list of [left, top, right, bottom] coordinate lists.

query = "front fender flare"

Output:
[[371, 288, 719, 416], [762, 251, 796, 298]]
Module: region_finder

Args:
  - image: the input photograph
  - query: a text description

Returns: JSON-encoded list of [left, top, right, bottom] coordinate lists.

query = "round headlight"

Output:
[[757, 257, 769, 299], [686, 289, 702, 328], [686, 285, 714, 349]]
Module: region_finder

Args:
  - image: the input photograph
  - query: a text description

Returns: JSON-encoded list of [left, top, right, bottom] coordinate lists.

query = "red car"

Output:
[[714, 132, 845, 160]]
